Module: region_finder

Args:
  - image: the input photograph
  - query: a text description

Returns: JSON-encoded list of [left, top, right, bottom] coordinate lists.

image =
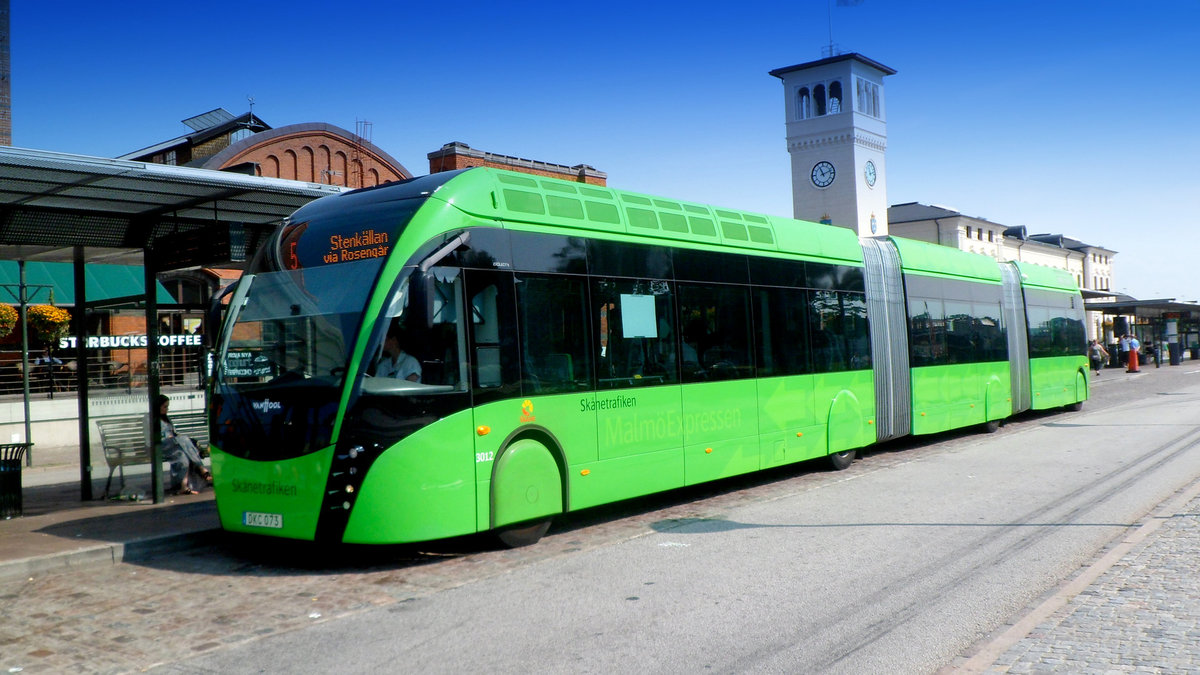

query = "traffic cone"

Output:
[[1127, 348, 1140, 372]]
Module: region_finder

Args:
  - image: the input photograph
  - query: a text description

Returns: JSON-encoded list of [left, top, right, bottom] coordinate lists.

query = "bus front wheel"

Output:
[[496, 519, 552, 548]]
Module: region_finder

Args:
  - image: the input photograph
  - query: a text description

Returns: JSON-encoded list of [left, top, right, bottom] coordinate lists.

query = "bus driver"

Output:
[[375, 330, 421, 382]]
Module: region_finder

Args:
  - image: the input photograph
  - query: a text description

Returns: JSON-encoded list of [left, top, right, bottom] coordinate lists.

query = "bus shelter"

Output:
[[1, 146, 344, 502], [1084, 295, 1200, 366]]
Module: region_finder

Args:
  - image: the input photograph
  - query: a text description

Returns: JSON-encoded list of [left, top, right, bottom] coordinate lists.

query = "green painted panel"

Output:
[[660, 212, 689, 233], [890, 236, 1003, 282], [211, 445, 332, 541], [910, 362, 1011, 435], [568, 448, 684, 510], [681, 379, 758, 446], [813, 370, 875, 451], [343, 410, 476, 543], [1012, 261, 1081, 292], [720, 221, 749, 241], [586, 200, 621, 224], [688, 216, 717, 236], [627, 207, 659, 229], [491, 438, 563, 528], [472, 394, 597, 484], [503, 189, 545, 215], [685, 436, 759, 485], [770, 215, 864, 263], [547, 195, 584, 219], [597, 386, 683, 460], [1029, 356, 1089, 409]]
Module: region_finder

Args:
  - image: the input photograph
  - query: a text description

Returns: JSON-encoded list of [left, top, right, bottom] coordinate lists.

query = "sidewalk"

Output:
[[0, 454, 220, 582], [4, 362, 1200, 672]]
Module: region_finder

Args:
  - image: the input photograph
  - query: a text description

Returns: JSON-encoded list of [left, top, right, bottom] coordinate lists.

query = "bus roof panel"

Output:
[[889, 236, 1003, 283], [1011, 261, 1081, 292], [770, 216, 865, 264], [435, 168, 797, 254]]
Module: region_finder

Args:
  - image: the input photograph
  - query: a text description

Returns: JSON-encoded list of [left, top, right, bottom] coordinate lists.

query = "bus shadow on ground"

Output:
[[123, 413, 1054, 578]]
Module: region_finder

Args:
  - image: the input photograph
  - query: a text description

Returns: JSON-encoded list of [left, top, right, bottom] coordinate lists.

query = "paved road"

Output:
[[2, 364, 1197, 674]]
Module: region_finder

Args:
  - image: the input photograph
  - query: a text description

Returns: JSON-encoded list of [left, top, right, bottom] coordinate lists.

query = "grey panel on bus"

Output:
[[862, 238, 911, 442], [1000, 263, 1032, 413]]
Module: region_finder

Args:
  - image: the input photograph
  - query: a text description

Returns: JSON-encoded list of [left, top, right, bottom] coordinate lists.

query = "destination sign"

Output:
[[223, 351, 274, 377]]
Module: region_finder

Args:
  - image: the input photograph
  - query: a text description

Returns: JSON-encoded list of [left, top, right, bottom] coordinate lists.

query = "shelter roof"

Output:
[[1084, 298, 1200, 319], [0, 146, 345, 268]]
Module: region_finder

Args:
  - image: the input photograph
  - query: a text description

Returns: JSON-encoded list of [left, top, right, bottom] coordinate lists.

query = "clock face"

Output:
[[864, 160, 877, 187], [811, 161, 835, 188]]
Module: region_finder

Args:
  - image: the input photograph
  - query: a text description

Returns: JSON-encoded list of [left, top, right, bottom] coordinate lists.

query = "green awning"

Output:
[[0, 261, 174, 306]]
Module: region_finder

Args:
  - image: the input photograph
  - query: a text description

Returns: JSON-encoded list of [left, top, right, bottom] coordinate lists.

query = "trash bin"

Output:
[[1, 443, 29, 518]]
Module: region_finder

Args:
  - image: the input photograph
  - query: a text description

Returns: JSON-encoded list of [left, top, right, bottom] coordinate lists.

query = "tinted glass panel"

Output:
[[593, 278, 677, 389], [467, 269, 520, 404], [588, 240, 672, 279], [908, 294, 945, 367], [806, 262, 838, 290], [836, 266, 865, 293], [452, 227, 512, 270], [509, 231, 587, 274], [754, 287, 811, 377], [810, 290, 863, 372], [842, 293, 872, 370], [679, 283, 753, 382], [517, 274, 592, 394], [749, 257, 808, 288], [673, 249, 748, 284]]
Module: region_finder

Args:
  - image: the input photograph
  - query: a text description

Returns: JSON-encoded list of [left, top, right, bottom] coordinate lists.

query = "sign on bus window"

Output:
[[620, 294, 658, 339]]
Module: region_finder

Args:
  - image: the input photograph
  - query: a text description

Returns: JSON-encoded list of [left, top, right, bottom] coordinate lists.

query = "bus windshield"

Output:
[[212, 259, 385, 459]]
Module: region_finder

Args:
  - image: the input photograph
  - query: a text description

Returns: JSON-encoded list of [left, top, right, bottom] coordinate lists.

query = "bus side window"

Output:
[[516, 274, 592, 394], [593, 277, 677, 388], [467, 270, 520, 401]]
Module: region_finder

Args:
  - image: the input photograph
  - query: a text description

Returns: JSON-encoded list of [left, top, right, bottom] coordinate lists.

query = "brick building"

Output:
[[428, 141, 606, 185], [120, 108, 411, 188]]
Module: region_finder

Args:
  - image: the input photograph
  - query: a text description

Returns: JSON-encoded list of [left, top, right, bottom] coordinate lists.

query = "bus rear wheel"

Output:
[[984, 419, 1001, 433], [496, 519, 552, 548], [827, 449, 856, 471]]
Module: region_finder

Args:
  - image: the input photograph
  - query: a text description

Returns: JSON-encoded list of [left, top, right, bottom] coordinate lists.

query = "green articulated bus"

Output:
[[210, 168, 1088, 546]]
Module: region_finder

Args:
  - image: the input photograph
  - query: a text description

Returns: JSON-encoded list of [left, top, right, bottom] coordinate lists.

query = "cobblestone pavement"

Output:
[[2, 367, 1197, 674], [980, 489, 1200, 674], [0, 441, 939, 675]]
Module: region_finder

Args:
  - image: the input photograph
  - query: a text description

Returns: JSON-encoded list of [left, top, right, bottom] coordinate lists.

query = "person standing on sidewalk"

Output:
[[1089, 339, 1109, 376], [1118, 334, 1131, 367], [1127, 334, 1141, 373]]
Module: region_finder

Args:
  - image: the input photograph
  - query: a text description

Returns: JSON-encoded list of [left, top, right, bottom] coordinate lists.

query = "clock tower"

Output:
[[769, 53, 895, 237]]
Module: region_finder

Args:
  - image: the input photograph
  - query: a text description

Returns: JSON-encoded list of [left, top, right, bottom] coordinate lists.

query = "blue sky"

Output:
[[10, 1, 1200, 300]]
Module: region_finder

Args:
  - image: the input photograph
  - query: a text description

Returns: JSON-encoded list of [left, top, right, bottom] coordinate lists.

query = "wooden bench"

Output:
[[96, 410, 209, 498]]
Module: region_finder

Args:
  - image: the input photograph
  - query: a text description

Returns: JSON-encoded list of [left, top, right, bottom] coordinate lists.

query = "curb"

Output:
[[0, 528, 222, 583]]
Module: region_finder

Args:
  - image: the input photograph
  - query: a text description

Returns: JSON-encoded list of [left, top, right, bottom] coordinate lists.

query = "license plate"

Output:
[[243, 511, 283, 529]]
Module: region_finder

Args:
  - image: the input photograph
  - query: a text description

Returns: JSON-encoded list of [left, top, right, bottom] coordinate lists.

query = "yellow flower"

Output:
[[27, 304, 72, 344], [0, 304, 16, 339]]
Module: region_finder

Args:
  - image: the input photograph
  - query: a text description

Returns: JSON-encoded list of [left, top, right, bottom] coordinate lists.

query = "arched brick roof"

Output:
[[202, 122, 411, 188]]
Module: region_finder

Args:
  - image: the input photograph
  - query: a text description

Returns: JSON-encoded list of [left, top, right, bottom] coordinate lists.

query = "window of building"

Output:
[[964, 226, 972, 239], [829, 81, 843, 113], [855, 78, 880, 118], [987, 230, 994, 242], [814, 84, 827, 116], [797, 87, 812, 120]]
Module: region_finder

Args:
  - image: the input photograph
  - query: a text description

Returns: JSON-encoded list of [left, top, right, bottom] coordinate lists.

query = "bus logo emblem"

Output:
[[520, 399, 536, 423]]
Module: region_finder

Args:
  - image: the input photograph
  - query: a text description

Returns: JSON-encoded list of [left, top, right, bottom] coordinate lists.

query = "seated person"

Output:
[[375, 331, 421, 382]]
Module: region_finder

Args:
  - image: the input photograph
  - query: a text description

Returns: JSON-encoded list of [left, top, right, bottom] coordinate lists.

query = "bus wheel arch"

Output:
[[1067, 368, 1088, 412], [489, 426, 567, 547], [825, 390, 864, 470]]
